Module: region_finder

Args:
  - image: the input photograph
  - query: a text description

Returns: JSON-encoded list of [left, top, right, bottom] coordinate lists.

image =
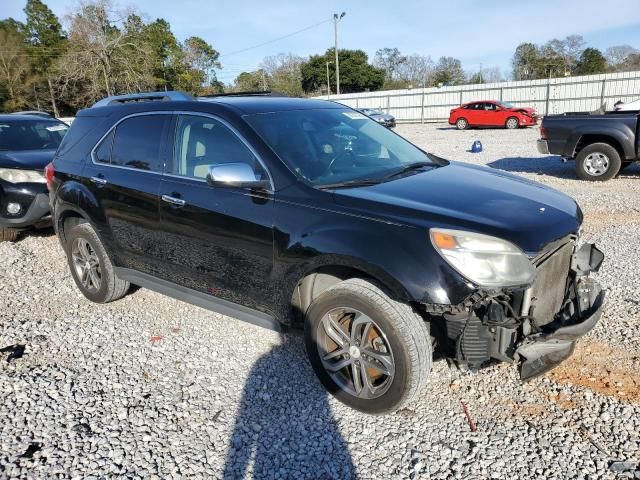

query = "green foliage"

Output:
[[301, 48, 384, 94], [432, 57, 465, 86], [575, 48, 607, 75]]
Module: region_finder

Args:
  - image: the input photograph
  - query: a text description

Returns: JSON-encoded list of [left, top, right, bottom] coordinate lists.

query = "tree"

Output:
[[260, 53, 304, 96], [606, 45, 640, 71], [512, 42, 540, 80], [373, 47, 407, 82], [0, 25, 33, 111], [141, 18, 182, 90], [233, 70, 265, 91], [301, 49, 384, 94], [620, 53, 640, 72], [178, 36, 221, 94], [432, 56, 465, 86], [24, 0, 67, 115], [575, 48, 607, 75], [396, 53, 434, 87], [54, 0, 154, 107]]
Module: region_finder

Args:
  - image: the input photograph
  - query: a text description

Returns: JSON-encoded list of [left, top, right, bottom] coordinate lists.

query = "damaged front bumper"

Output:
[[433, 241, 605, 381], [516, 276, 605, 380]]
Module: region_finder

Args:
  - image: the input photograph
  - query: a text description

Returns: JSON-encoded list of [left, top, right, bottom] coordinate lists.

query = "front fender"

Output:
[[273, 203, 474, 320]]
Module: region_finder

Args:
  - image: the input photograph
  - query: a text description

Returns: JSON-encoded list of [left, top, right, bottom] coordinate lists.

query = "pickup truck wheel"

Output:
[[505, 117, 519, 129], [0, 227, 19, 242], [575, 143, 621, 181], [455, 118, 468, 130], [304, 278, 432, 414], [66, 223, 130, 303]]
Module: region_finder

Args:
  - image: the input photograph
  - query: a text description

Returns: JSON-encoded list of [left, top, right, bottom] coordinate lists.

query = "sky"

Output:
[[3, 0, 640, 84]]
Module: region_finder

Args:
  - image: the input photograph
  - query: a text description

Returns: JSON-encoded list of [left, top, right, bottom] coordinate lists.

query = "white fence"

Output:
[[325, 71, 640, 123]]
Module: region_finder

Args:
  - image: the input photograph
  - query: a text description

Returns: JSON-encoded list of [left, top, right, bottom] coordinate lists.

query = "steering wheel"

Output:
[[320, 150, 356, 178]]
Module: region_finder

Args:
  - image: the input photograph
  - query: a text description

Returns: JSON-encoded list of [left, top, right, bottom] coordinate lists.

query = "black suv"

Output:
[[0, 114, 69, 241], [48, 91, 605, 414]]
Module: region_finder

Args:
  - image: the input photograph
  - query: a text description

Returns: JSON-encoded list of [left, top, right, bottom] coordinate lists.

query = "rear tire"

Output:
[[575, 143, 621, 181], [455, 118, 468, 130], [66, 222, 129, 303], [505, 117, 519, 129], [0, 227, 19, 242], [304, 278, 432, 414]]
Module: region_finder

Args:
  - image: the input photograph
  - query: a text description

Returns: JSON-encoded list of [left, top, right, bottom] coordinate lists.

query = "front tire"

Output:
[[0, 227, 19, 242], [505, 117, 519, 129], [455, 118, 468, 130], [575, 143, 621, 181], [304, 278, 432, 414], [66, 222, 130, 303]]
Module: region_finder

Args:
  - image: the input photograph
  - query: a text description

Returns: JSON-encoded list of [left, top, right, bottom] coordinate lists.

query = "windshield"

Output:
[[245, 108, 435, 186], [0, 119, 68, 151], [499, 102, 514, 109], [361, 108, 383, 115]]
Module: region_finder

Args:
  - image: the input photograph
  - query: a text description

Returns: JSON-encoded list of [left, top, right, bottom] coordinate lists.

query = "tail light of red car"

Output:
[[44, 162, 55, 190]]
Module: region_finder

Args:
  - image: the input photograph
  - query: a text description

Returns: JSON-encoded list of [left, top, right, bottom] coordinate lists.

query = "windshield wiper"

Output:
[[316, 178, 384, 190], [382, 161, 434, 180]]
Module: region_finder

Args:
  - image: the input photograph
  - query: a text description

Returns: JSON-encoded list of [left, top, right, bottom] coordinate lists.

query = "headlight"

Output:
[[0, 168, 46, 184], [430, 228, 536, 287]]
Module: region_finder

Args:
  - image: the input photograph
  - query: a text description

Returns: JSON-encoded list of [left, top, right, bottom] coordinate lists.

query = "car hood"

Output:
[[509, 107, 536, 115], [331, 161, 581, 254], [0, 149, 56, 170]]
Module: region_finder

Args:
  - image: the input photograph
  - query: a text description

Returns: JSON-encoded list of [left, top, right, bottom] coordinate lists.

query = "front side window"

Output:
[[246, 108, 439, 186], [0, 119, 68, 151], [170, 115, 266, 180]]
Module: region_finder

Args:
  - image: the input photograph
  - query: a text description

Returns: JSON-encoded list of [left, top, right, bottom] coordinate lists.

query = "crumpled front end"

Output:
[[427, 239, 605, 381]]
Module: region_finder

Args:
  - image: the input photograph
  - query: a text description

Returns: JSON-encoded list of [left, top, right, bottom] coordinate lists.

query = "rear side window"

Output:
[[94, 115, 168, 171]]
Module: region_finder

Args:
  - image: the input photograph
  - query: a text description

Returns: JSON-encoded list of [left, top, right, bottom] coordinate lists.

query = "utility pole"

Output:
[[326, 61, 332, 99], [261, 70, 268, 91], [333, 12, 346, 95]]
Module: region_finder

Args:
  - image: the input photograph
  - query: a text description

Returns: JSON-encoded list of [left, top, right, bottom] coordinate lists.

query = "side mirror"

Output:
[[206, 163, 270, 189]]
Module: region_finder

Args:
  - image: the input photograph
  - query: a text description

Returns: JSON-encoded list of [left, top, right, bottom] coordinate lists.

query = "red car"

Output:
[[448, 101, 538, 130]]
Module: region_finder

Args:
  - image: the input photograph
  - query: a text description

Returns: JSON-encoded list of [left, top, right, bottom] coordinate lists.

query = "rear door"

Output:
[[82, 113, 171, 273], [156, 113, 275, 314], [464, 103, 483, 126]]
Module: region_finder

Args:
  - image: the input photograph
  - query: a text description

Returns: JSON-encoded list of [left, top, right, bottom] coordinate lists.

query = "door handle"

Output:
[[90, 176, 107, 185], [161, 194, 186, 207]]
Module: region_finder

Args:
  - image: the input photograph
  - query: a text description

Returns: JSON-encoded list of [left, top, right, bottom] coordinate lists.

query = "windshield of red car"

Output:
[[245, 108, 433, 186], [0, 119, 69, 151]]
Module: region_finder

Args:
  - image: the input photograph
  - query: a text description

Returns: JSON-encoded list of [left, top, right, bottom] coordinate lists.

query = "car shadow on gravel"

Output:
[[222, 333, 356, 480], [488, 156, 576, 179]]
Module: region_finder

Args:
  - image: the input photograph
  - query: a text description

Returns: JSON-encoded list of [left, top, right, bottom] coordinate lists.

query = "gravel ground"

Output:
[[1, 123, 639, 479]]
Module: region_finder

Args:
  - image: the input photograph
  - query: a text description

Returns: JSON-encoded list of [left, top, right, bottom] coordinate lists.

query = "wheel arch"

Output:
[[568, 128, 634, 160], [285, 260, 414, 329]]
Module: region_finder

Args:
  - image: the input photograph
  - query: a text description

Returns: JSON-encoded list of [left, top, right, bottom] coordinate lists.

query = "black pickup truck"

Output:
[[537, 111, 639, 181]]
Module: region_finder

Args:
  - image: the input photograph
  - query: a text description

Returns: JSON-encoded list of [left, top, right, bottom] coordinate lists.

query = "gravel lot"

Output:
[[1, 123, 639, 479]]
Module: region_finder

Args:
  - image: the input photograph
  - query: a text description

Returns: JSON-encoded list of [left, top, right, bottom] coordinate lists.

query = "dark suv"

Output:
[[48, 91, 605, 414]]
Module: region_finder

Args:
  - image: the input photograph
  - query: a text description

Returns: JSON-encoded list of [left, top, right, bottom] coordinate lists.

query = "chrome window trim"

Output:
[[89, 110, 275, 192], [89, 111, 171, 175]]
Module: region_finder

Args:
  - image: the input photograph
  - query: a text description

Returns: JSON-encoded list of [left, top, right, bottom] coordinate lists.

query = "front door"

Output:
[[157, 113, 275, 314], [82, 113, 171, 274]]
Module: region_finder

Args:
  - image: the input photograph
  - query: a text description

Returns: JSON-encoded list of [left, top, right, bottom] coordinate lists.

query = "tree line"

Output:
[[0, 0, 222, 115], [1, 0, 639, 114]]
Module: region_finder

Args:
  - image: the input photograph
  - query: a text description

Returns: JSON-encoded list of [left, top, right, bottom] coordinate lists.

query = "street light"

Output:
[[333, 12, 346, 95]]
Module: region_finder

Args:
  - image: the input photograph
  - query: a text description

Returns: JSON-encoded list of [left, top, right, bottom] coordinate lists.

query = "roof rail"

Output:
[[10, 111, 53, 118], [92, 91, 194, 108], [197, 90, 289, 99]]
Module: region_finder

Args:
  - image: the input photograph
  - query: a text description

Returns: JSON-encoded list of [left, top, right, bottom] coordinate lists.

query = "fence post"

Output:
[[600, 79, 606, 109], [420, 88, 426, 124], [386, 95, 390, 114], [499, 87, 503, 102], [356, 98, 359, 108], [459, 90, 463, 106], [545, 80, 551, 116]]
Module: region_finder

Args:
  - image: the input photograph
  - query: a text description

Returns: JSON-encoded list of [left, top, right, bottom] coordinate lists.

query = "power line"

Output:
[[219, 18, 331, 58]]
